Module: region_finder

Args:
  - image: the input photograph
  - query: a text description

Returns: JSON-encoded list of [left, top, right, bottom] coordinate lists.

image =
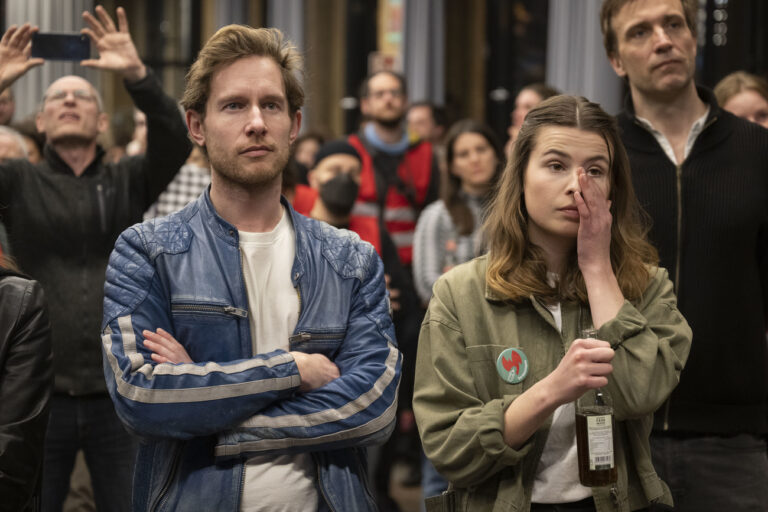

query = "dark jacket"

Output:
[[0, 70, 191, 395], [618, 86, 768, 435], [0, 268, 53, 512]]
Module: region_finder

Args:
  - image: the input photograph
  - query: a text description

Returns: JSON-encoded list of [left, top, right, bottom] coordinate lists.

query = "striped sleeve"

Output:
[[214, 247, 402, 459], [413, 200, 451, 304], [101, 227, 301, 440]]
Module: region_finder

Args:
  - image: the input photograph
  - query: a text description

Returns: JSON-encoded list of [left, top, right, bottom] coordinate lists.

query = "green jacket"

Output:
[[414, 256, 692, 512]]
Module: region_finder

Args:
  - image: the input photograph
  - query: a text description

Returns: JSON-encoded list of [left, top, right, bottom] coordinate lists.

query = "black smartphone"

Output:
[[31, 32, 90, 61]]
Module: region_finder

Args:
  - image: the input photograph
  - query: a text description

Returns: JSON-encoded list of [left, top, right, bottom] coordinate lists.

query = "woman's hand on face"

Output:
[[575, 170, 612, 276], [142, 328, 193, 364], [546, 337, 614, 404]]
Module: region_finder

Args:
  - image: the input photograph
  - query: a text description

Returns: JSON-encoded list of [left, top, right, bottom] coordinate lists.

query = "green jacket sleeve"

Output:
[[413, 276, 535, 488], [597, 267, 693, 421]]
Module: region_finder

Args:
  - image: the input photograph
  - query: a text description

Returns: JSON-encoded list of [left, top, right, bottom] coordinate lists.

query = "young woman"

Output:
[[413, 120, 503, 304], [413, 95, 692, 512], [714, 71, 768, 130]]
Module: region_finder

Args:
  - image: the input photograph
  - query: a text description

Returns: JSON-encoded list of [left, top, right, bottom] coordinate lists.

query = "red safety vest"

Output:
[[348, 134, 433, 266], [291, 184, 383, 256]]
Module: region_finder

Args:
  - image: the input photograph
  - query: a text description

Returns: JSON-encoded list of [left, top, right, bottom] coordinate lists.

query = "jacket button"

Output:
[[229, 229, 235, 236]]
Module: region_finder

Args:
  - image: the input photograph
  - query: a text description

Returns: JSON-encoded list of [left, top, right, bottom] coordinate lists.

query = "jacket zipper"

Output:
[[170, 304, 248, 318], [674, 163, 682, 294], [96, 183, 107, 233], [289, 331, 344, 343], [295, 271, 302, 316], [150, 444, 183, 512]]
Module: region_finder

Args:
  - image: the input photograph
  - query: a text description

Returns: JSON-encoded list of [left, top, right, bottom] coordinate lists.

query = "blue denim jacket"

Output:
[[101, 190, 401, 511]]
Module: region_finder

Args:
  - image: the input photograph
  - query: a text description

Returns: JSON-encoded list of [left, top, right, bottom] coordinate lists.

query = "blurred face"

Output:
[[407, 105, 436, 141], [294, 137, 320, 168], [36, 76, 106, 145], [511, 89, 544, 129], [187, 56, 301, 187], [451, 132, 498, 195], [308, 154, 362, 188], [722, 90, 768, 129], [361, 73, 406, 128], [0, 88, 14, 125], [524, 126, 611, 245], [608, 0, 697, 99], [20, 135, 41, 163], [0, 133, 24, 162]]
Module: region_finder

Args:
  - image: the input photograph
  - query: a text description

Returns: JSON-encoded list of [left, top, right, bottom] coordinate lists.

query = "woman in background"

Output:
[[413, 120, 503, 304], [714, 71, 768, 129]]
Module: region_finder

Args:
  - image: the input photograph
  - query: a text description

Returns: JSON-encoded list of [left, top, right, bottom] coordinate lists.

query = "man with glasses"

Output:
[[348, 70, 439, 508], [0, 6, 190, 511]]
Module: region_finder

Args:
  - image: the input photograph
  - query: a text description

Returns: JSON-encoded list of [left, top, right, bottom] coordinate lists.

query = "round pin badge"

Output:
[[496, 347, 529, 384]]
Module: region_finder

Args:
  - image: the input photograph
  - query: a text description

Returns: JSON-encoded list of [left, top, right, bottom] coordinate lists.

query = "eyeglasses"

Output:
[[45, 89, 97, 103], [369, 88, 403, 100]]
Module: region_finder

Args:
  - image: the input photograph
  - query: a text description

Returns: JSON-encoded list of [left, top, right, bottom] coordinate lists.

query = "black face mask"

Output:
[[319, 173, 360, 217]]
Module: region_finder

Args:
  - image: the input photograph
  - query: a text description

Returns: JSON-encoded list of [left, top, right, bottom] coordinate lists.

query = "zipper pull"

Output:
[[223, 306, 248, 318], [289, 332, 311, 343]]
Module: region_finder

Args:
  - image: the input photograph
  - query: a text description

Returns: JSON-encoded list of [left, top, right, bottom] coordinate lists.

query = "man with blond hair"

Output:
[[600, 1, 768, 510], [102, 24, 400, 511]]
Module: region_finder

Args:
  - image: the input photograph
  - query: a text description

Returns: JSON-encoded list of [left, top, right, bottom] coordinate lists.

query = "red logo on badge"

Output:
[[502, 351, 522, 373]]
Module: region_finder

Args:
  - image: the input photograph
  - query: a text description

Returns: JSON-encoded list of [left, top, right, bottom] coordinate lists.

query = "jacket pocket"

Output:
[[466, 344, 524, 403], [170, 301, 247, 361], [289, 328, 346, 359]]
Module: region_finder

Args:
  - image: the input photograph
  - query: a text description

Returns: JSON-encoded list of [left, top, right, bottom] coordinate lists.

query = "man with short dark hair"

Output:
[[102, 25, 400, 511], [350, 71, 440, 268], [407, 101, 446, 146], [600, 1, 768, 510], [0, 7, 191, 510]]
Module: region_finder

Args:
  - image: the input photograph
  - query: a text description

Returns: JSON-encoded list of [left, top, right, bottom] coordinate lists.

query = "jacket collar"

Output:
[[622, 84, 721, 125], [197, 187, 307, 286], [43, 143, 106, 177], [620, 85, 725, 154]]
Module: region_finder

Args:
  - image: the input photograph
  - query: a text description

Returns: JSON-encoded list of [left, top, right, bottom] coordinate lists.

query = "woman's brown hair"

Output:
[[441, 120, 504, 235], [484, 95, 658, 302]]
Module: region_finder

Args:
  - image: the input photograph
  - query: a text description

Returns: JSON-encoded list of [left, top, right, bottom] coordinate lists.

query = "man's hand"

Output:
[[142, 328, 193, 364], [384, 274, 401, 312], [81, 6, 146, 82], [290, 351, 340, 392], [0, 24, 44, 91]]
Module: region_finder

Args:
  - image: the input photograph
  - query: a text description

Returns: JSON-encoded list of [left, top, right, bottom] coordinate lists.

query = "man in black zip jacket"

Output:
[[0, 7, 190, 511], [600, 1, 768, 511]]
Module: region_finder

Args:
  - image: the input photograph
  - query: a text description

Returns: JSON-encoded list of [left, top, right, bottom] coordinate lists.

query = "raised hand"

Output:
[[81, 5, 145, 82], [142, 328, 193, 364], [575, 169, 612, 275], [0, 24, 44, 91]]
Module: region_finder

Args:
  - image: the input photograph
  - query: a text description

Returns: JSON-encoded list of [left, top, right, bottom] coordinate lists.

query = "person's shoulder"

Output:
[[295, 214, 377, 280], [118, 200, 199, 259], [419, 199, 449, 220], [433, 254, 488, 297]]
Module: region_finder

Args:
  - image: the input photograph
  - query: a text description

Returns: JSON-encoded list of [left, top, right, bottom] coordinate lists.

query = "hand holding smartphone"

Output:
[[31, 32, 90, 61]]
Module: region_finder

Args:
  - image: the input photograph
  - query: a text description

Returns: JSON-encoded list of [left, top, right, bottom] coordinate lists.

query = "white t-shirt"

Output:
[[238, 207, 318, 512], [531, 279, 592, 503]]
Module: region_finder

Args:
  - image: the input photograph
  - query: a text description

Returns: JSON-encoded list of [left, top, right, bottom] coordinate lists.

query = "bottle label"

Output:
[[587, 414, 614, 470]]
